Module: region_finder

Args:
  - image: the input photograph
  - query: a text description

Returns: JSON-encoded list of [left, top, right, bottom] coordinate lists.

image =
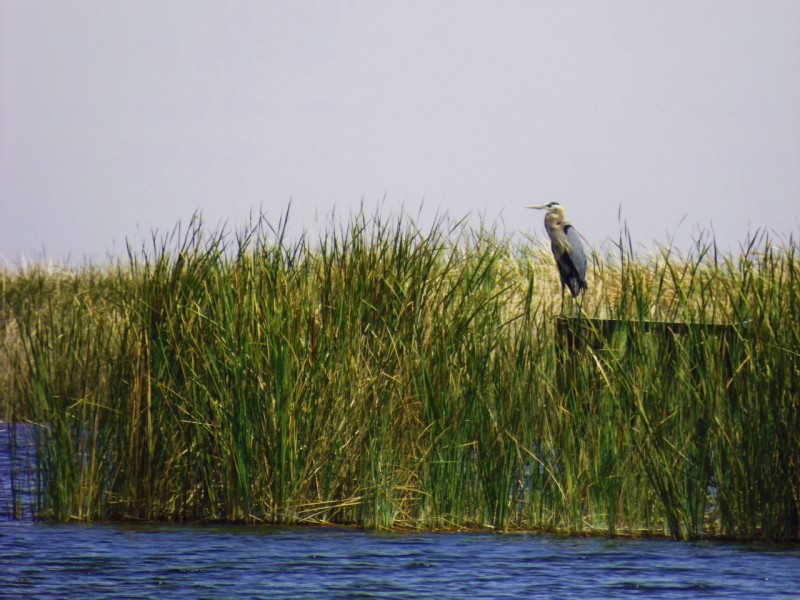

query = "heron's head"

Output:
[[526, 202, 562, 214]]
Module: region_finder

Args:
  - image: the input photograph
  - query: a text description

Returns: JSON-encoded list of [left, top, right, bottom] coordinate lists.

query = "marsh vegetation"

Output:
[[1, 210, 798, 541]]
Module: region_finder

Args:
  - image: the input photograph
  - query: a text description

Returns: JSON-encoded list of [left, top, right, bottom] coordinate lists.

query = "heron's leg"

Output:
[[571, 290, 585, 346], [573, 294, 583, 346], [574, 289, 585, 318]]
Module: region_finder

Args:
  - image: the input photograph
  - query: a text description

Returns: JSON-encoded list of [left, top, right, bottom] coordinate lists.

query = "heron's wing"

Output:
[[552, 224, 587, 297], [563, 224, 587, 283]]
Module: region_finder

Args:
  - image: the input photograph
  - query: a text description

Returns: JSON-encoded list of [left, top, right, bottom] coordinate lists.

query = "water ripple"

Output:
[[1, 522, 799, 599]]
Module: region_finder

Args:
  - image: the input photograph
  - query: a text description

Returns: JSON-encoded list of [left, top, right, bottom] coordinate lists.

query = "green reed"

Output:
[[1, 210, 797, 541]]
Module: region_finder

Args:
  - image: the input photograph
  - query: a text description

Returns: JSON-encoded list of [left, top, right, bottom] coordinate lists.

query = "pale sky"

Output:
[[2, 1, 799, 264]]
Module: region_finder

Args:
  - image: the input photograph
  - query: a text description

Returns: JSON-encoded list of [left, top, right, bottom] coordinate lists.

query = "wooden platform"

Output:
[[552, 316, 745, 393], [554, 316, 739, 350]]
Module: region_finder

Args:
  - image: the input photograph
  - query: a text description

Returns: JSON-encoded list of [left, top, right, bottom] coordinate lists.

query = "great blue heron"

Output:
[[527, 202, 587, 307]]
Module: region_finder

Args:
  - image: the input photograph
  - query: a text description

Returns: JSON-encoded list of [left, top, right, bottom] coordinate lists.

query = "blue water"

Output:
[[1, 521, 799, 599]]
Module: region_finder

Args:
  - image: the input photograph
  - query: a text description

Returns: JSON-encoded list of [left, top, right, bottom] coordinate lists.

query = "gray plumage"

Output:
[[526, 202, 587, 300]]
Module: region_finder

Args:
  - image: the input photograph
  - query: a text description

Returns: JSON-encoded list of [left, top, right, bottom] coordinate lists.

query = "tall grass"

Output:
[[1, 210, 797, 541]]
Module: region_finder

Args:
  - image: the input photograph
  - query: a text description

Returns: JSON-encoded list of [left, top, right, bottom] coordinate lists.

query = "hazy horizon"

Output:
[[2, 1, 798, 265]]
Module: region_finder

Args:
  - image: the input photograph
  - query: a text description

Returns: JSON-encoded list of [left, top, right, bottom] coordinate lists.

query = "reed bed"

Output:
[[1, 210, 798, 541]]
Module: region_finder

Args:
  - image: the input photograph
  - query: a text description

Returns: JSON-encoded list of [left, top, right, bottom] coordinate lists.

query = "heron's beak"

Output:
[[525, 204, 548, 210]]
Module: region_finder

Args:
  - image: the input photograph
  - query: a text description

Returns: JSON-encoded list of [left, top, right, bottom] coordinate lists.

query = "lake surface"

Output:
[[1, 520, 799, 599]]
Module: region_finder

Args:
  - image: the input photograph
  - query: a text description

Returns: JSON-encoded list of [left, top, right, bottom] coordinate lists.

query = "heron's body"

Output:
[[527, 202, 587, 301]]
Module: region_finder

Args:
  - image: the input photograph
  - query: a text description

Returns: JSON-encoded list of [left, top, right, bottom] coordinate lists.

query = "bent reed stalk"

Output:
[[1, 210, 798, 541]]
